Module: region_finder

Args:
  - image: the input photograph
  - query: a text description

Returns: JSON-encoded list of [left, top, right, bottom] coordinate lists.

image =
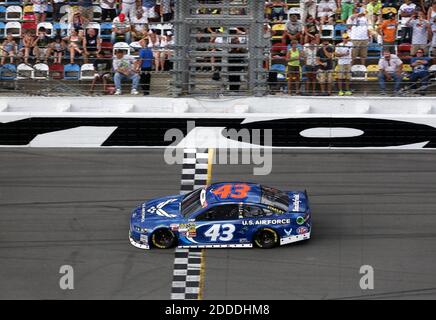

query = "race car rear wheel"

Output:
[[253, 228, 279, 249], [151, 229, 177, 249]]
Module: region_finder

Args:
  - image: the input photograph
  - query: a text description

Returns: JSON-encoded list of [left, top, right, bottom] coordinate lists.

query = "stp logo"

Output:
[[297, 226, 308, 235]]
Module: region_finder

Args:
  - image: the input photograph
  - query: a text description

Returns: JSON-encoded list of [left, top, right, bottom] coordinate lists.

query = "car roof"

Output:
[[205, 182, 262, 205]]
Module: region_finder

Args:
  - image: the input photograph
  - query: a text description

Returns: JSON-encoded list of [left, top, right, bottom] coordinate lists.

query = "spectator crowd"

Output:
[[0, 0, 174, 95], [265, 0, 436, 95], [0, 0, 435, 95]]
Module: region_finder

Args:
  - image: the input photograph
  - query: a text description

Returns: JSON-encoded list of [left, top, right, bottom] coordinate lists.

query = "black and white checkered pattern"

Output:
[[171, 148, 209, 300], [180, 148, 209, 194], [171, 248, 203, 300]]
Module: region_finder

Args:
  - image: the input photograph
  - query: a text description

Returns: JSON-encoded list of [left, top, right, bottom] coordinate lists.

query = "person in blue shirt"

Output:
[[139, 39, 154, 95], [409, 49, 431, 94]]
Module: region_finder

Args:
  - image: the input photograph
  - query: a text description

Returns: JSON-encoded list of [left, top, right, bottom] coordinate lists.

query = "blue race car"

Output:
[[129, 182, 311, 249]]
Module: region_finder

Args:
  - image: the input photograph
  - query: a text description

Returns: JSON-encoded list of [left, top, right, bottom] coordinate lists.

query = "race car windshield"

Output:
[[260, 186, 289, 211], [181, 188, 203, 217]]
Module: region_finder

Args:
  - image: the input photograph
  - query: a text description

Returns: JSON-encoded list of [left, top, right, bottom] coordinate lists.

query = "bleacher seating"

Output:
[[5, 5, 20, 21], [80, 63, 95, 80], [64, 63, 80, 80], [49, 63, 64, 80], [17, 63, 34, 79], [0, 63, 16, 80], [0, 1, 433, 96], [33, 63, 49, 79], [5, 21, 20, 37]]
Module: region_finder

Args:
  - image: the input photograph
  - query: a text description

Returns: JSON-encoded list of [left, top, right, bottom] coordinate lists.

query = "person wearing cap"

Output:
[[316, 39, 334, 95], [111, 13, 132, 44], [347, 7, 371, 65], [378, 49, 403, 95], [335, 33, 353, 96], [112, 49, 140, 95], [379, 13, 398, 53]]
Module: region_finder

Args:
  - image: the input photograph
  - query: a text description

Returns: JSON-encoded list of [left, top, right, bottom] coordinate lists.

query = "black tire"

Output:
[[253, 228, 279, 249], [151, 229, 177, 249]]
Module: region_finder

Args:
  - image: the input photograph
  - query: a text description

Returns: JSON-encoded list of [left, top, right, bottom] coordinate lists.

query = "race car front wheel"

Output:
[[253, 228, 279, 249], [151, 229, 177, 249]]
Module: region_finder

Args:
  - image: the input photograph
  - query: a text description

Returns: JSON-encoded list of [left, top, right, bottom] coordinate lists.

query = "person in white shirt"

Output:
[[111, 13, 132, 43], [317, 0, 337, 25], [347, 7, 371, 65], [335, 33, 353, 95], [32, 0, 50, 24], [121, 0, 137, 19], [302, 38, 318, 95], [406, 11, 430, 55], [378, 50, 403, 95], [399, 0, 417, 42], [131, 8, 149, 40], [300, 0, 317, 25], [113, 49, 140, 95]]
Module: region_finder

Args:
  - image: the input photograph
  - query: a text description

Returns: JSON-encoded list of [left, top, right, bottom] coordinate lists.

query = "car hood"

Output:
[[132, 194, 184, 223]]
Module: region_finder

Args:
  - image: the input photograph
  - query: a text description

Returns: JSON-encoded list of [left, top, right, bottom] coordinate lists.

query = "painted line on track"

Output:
[[170, 148, 214, 300]]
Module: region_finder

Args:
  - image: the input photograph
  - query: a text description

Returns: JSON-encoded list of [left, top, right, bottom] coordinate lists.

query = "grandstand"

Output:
[[0, 0, 435, 96]]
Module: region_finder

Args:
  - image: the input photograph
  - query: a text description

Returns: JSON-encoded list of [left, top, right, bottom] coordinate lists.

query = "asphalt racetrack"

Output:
[[1, 149, 436, 299]]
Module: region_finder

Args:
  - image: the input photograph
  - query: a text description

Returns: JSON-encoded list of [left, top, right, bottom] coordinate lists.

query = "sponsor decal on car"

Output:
[[242, 218, 291, 226], [146, 199, 178, 218], [296, 216, 305, 225], [297, 226, 309, 234], [267, 205, 285, 214], [292, 194, 300, 212], [140, 234, 148, 244], [141, 203, 146, 223], [187, 225, 197, 237], [170, 224, 179, 231]]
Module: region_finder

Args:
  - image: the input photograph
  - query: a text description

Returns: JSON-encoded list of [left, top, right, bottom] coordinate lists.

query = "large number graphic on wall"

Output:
[[1, 117, 436, 148]]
